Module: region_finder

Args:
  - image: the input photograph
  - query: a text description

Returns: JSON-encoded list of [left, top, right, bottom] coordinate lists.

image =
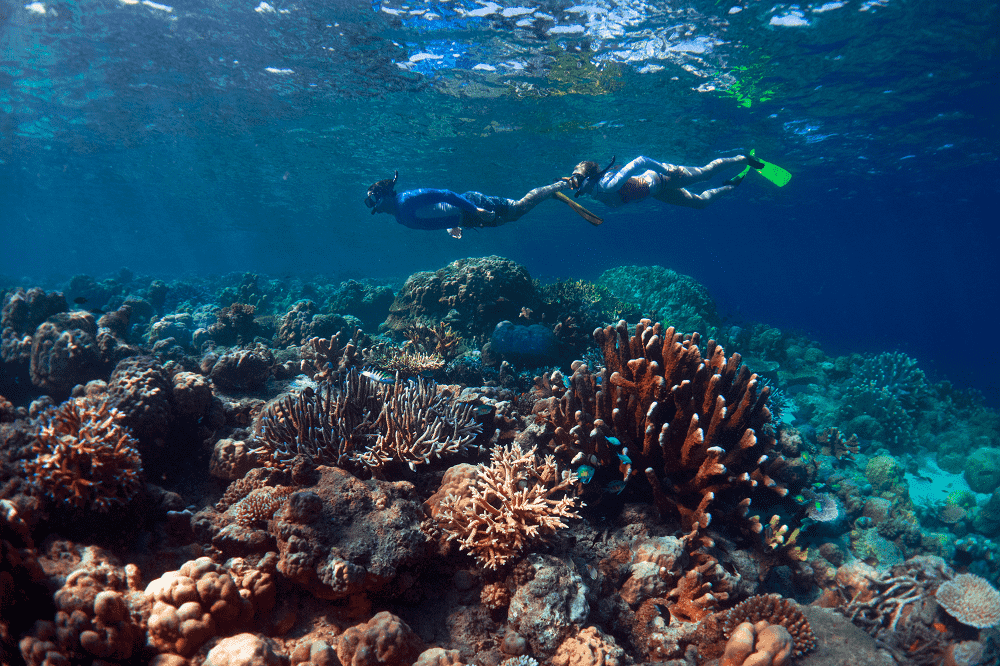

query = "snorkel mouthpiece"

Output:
[[574, 156, 616, 198], [365, 170, 399, 214]]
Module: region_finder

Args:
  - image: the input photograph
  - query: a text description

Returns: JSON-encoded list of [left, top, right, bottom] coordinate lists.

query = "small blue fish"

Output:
[[606, 436, 622, 447], [605, 480, 627, 495], [617, 452, 632, 465], [576, 465, 595, 484]]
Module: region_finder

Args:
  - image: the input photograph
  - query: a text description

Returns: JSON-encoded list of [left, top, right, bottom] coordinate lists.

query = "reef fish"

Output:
[[576, 465, 595, 484]]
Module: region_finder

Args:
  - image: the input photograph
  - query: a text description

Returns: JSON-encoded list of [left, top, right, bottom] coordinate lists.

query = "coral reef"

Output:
[[3, 262, 1000, 666]]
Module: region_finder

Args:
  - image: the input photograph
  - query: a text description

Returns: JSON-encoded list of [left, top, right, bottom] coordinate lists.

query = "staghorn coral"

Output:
[[936, 573, 1000, 629], [423, 443, 581, 570], [720, 594, 815, 657], [252, 368, 480, 477], [20, 397, 143, 511]]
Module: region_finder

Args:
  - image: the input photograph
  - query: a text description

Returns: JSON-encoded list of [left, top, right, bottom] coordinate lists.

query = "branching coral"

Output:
[[423, 443, 581, 569], [252, 368, 480, 477], [298, 329, 363, 382], [20, 398, 142, 511], [534, 319, 786, 542], [364, 341, 446, 376]]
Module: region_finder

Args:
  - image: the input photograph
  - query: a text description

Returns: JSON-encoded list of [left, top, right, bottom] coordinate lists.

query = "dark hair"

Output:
[[573, 160, 600, 177], [367, 177, 396, 198]]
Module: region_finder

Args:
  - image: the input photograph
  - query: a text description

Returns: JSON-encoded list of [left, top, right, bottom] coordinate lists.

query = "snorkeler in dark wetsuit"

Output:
[[364, 171, 571, 238], [565, 154, 765, 209]]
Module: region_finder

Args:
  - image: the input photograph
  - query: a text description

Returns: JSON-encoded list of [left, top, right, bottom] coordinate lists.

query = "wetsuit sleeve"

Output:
[[395, 189, 482, 230], [601, 156, 669, 191]]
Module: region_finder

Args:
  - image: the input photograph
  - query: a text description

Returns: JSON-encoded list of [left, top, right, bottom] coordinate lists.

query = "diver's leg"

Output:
[[654, 185, 737, 209], [504, 181, 569, 221], [660, 156, 751, 188]]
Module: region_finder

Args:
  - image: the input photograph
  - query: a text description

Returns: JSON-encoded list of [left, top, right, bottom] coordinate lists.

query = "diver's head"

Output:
[[364, 171, 398, 214], [571, 156, 616, 198]]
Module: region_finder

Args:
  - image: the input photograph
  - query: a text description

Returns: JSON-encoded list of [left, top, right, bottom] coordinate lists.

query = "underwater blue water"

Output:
[[1, 0, 998, 401]]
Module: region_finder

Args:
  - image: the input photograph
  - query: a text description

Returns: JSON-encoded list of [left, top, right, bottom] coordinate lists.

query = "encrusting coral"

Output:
[[423, 443, 581, 570], [252, 368, 480, 477], [20, 397, 143, 511]]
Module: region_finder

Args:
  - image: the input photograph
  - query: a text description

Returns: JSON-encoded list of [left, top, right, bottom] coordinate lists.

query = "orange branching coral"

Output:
[[536, 319, 783, 538], [20, 398, 142, 511], [721, 594, 816, 657], [424, 444, 581, 570], [936, 573, 1000, 629]]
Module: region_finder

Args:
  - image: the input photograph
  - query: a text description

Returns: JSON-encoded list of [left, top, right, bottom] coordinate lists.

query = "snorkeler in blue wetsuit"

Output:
[[364, 171, 574, 238], [565, 154, 766, 210]]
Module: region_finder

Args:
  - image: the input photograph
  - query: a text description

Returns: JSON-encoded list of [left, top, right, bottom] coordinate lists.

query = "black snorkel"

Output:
[[365, 170, 398, 214], [574, 156, 616, 198]]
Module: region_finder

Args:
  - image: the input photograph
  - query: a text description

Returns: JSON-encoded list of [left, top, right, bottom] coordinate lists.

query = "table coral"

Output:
[[936, 573, 1000, 629], [20, 397, 143, 512], [423, 443, 581, 570]]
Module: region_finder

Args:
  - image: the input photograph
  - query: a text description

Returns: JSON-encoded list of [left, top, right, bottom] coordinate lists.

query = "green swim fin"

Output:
[[749, 149, 792, 187]]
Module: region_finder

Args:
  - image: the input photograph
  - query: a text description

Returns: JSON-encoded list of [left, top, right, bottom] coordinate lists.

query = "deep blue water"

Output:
[[1, 0, 998, 401]]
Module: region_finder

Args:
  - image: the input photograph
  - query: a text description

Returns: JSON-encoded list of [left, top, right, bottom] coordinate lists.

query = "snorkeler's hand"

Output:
[[561, 175, 582, 189]]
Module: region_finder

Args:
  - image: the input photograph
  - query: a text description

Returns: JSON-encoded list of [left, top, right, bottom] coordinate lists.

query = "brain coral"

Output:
[[20, 397, 143, 511], [936, 573, 1000, 629]]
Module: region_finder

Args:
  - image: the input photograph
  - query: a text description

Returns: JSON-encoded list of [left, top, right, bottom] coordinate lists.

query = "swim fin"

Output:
[[555, 191, 604, 226], [749, 149, 792, 187]]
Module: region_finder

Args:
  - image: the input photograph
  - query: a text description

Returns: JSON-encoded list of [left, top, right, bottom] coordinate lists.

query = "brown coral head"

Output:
[[721, 594, 816, 656]]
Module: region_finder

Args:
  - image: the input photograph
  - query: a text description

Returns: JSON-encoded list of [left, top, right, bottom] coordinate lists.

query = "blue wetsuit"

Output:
[[390, 189, 508, 230]]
